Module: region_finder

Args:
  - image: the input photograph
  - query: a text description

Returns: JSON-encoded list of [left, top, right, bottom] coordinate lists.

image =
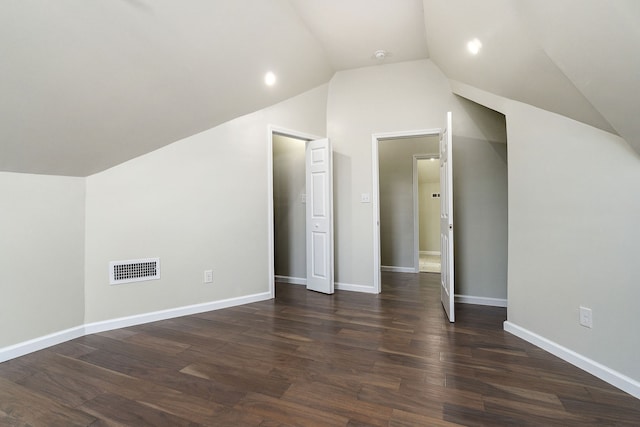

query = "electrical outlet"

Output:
[[579, 306, 593, 328], [204, 270, 213, 283], [361, 193, 370, 203]]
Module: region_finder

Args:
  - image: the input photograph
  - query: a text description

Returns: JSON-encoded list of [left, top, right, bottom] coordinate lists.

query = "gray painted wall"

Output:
[[0, 172, 85, 347], [507, 100, 640, 381], [455, 79, 640, 386], [84, 85, 328, 323], [418, 171, 440, 253], [453, 136, 508, 299]]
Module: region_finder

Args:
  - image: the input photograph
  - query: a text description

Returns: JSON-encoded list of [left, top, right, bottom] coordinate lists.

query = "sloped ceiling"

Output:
[[423, 0, 616, 134], [1, 0, 637, 176], [518, 0, 640, 153], [0, 0, 335, 176]]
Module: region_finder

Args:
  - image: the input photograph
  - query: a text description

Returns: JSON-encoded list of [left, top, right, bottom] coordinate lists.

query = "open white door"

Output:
[[440, 112, 455, 322], [305, 138, 334, 294]]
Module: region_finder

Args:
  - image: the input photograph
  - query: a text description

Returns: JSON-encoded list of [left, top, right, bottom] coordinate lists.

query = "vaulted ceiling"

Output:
[[1, 0, 637, 176]]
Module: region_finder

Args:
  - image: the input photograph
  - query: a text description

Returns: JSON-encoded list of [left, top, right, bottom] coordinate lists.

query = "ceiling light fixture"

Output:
[[264, 71, 276, 86], [374, 50, 387, 60], [467, 38, 482, 55]]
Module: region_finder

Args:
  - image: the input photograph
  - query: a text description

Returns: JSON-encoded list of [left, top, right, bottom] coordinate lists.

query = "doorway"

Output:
[[272, 133, 307, 286], [415, 156, 441, 274], [372, 128, 441, 294], [267, 126, 333, 297]]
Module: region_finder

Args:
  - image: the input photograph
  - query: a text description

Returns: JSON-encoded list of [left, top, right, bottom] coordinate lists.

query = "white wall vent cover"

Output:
[[109, 258, 160, 285]]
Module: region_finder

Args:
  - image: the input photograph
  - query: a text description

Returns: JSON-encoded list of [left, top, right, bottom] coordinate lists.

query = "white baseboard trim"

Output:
[[275, 275, 306, 286], [85, 291, 272, 335], [336, 282, 379, 294], [0, 325, 85, 363], [420, 251, 441, 256], [455, 294, 507, 307], [274, 279, 378, 295], [504, 321, 640, 399], [381, 265, 416, 273], [0, 292, 272, 364]]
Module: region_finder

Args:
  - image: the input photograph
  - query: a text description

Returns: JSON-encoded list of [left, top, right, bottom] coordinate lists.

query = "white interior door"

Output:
[[305, 138, 334, 294], [440, 112, 455, 322]]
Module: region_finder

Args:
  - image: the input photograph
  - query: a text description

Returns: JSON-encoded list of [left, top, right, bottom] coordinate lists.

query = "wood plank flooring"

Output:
[[1, 271, 638, 426]]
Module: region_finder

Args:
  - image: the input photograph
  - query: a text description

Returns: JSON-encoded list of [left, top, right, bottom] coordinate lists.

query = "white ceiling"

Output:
[[1, 0, 638, 176], [290, 0, 429, 70]]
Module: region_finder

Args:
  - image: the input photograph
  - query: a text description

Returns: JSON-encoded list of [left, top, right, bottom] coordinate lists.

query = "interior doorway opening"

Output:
[[372, 128, 441, 294], [267, 126, 332, 297], [377, 135, 440, 274], [416, 156, 441, 274], [272, 133, 307, 286]]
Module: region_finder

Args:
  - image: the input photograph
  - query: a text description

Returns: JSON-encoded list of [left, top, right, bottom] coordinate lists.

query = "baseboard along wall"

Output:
[[380, 265, 416, 273], [0, 291, 271, 364], [504, 321, 640, 400], [455, 294, 507, 308], [274, 275, 306, 285]]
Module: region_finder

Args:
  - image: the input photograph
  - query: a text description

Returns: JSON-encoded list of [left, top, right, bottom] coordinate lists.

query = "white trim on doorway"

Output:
[[372, 128, 441, 294], [267, 126, 323, 299]]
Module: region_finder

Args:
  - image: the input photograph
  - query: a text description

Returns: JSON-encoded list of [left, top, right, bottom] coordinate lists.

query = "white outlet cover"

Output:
[[579, 306, 593, 328], [361, 193, 371, 203], [204, 270, 213, 283]]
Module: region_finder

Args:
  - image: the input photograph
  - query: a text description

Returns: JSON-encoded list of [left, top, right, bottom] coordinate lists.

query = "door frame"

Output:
[[372, 128, 441, 294], [267, 125, 324, 298], [413, 154, 440, 273]]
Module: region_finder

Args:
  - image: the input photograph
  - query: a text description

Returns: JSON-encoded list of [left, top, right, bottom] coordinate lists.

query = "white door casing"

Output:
[[305, 138, 334, 294], [440, 112, 455, 322]]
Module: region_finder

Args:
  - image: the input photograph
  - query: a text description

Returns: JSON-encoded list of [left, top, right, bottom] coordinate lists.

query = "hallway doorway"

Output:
[[416, 157, 441, 274]]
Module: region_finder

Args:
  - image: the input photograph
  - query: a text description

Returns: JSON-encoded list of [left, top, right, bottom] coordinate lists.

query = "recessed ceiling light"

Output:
[[467, 38, 482, 55], [264, 71, 276, 86]]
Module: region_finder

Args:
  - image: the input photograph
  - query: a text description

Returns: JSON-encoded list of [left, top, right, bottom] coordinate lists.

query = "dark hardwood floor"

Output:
[[1, 272, 638, 426]]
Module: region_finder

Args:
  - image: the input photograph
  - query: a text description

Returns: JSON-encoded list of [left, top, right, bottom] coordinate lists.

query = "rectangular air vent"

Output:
[[109, 258, 160, 285]]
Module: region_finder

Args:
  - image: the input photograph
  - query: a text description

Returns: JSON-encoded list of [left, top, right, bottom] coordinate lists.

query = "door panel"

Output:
[[306, 138, 334, 294], [440, 112, 455, 322]]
